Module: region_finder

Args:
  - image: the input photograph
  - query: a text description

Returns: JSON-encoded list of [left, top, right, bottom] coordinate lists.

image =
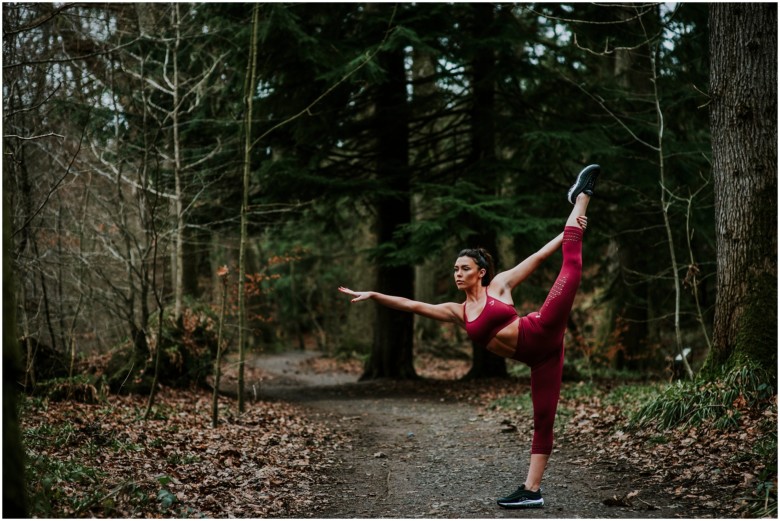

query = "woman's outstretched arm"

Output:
[[338, 287, 462, 324]]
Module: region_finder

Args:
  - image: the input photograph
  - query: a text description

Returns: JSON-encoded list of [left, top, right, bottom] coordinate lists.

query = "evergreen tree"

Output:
[[5, 2, 718, 385]]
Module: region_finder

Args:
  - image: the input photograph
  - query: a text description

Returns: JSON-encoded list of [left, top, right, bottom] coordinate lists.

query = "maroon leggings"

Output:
[[512, 226, 583, 455]]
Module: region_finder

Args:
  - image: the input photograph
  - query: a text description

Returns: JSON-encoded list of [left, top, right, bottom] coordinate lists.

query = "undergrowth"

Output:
[[494, 362, 777, 517], [630, 362, 777, 517], [631, 363, 775, 430]]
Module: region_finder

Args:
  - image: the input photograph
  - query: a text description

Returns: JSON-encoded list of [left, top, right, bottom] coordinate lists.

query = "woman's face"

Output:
[[454, 256, 484, 290]]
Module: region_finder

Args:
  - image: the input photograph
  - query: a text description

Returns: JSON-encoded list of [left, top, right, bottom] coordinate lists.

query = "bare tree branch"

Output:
[[11, 124, 86, 238], [518, 3, 660, 26], [2, 3, 85, 37], [4, 132, 65, 141], [3, 36, 145, 70]]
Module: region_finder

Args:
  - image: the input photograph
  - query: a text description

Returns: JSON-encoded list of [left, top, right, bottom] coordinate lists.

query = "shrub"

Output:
[[103, 303, 220, 394]]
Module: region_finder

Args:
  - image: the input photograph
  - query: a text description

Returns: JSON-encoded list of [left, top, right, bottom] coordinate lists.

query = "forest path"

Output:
[[250, 351, 686, 519]]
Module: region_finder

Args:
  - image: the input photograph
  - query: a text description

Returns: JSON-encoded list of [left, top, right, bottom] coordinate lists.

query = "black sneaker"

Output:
[[497, 485, 544, 509], [567, 164, 601, 204]]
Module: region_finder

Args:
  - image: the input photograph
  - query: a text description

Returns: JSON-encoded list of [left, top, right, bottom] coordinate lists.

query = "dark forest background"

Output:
[[3, 3, 776, 516], [5, 3, 722, 377]]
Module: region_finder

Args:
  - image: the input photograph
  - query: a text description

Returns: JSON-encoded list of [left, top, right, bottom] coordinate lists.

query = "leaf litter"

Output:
[[22, 354, 777, 518], [22, 387, 348, 518]]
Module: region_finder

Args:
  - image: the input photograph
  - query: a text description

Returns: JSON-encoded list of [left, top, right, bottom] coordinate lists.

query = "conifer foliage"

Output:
[[5, 3, 776, 518], [2, 3, 741, 383]]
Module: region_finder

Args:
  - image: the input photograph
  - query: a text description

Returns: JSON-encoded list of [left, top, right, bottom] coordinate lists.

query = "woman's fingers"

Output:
[[339, 286, 364, 302]]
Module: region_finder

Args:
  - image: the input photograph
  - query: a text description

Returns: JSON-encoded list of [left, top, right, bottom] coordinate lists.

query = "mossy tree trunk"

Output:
[[705, 3, 777, 373]]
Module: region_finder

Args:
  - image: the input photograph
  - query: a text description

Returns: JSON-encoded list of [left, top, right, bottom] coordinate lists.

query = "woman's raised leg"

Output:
[[537, 193, 588, 332]]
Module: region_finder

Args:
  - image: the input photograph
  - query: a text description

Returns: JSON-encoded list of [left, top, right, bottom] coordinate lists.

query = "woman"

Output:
[[338, 164, 600, 509]]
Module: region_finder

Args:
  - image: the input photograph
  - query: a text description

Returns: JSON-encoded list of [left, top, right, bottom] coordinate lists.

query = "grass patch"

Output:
[[630, 362, 775, 430], [21, 398, 149, 517], [25, 453, 107, 517], [560, 381, 599, 400], [24, 422, 77, 450], [166, 452, 202, 465], [507, 362, 531, 378], [603, 383, 663, 416], [490, 393, 533, 412], [646, 434, 669, 445]]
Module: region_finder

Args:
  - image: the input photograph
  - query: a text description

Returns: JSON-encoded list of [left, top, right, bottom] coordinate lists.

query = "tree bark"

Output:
[[464, 3, 507, 379], [238, 4, 261, 411], [171, 4, 185, 323], [706, 3, 777, 370], [411, 48, 442, 348], [3, 136, 28, 519], [362, 39, 416, 380]]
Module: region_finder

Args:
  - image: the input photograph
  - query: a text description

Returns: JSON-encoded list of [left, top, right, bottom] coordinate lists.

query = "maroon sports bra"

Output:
[[463, 290, 519, 347]]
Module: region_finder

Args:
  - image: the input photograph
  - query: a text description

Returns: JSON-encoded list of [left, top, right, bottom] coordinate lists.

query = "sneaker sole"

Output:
[[497, 498, 544, 509], [567, 164, 600, 204]]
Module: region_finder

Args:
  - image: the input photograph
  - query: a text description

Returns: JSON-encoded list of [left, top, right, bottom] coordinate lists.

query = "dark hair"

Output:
[[457, 248, 495, 287]]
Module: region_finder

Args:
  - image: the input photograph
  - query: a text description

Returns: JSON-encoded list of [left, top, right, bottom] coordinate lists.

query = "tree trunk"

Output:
[[212, 272, 228, 427], [706, 3, 777, 371], [3, 147, 28, 519], [362, 41, 416, 380], [237, 4, 261, 411], [464, 3, 507, 379], [603, 8, 657, 372], [411, 48, 441, 348], [171, 4, 185, 323]]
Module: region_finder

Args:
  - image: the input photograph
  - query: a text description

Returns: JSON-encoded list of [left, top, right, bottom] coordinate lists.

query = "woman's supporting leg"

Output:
[[529, 350, 564, 453], [524, 454, 549, 492], [523, 347, 564, 490]]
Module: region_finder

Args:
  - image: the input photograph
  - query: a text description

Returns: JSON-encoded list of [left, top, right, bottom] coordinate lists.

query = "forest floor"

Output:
[[22, 349, 772, 518], [251, 350, 737, 519]]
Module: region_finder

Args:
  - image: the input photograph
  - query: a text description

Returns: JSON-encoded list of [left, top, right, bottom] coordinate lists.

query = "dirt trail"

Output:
[[251, 351, 689, 519]]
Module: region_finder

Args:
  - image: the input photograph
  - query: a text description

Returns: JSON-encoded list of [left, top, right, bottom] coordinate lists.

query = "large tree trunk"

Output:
[[411, 48, 442, 348], [606, 7, 656, 372], [362, 41, 416, 380], [706, 3, 777, 371], [464, 3, 507, 379]]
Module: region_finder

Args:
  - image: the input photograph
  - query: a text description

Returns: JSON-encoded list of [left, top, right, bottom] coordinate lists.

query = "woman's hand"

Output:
[[338, 286, 372, 303], [576, 215, 588, 231]]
